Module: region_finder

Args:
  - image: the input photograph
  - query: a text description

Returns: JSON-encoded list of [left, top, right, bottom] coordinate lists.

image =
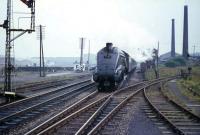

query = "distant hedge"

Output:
[[165, 57, 186, 67]]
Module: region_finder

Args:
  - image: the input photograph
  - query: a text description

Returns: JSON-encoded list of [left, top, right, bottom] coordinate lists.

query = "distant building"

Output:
[[159, 52, 180, 62]]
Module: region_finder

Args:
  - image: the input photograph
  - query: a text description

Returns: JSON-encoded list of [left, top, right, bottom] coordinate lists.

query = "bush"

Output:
[[165, 61, 176, 67], [165, 57, 186, 67], [173, 57, 186, 66]]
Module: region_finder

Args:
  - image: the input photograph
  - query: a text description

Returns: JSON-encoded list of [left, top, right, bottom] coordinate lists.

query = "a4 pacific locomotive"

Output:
[[93, 43, 137, 91]]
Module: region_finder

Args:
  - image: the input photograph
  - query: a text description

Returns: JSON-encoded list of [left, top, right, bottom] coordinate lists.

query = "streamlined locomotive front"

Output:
[[93, 43, 126, 91]]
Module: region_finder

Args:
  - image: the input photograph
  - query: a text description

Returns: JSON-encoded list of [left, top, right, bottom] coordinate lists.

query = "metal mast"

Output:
[[4, 0, 12, 92], [0, 0, 35, 96]]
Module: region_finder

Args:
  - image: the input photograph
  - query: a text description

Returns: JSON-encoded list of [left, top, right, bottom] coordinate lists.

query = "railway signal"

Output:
[[1, 0, 36, 100], [20, 0, 34, 8]]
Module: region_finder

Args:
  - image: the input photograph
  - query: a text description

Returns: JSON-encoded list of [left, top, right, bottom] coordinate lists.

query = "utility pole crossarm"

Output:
[[9, 29, 34, 32]]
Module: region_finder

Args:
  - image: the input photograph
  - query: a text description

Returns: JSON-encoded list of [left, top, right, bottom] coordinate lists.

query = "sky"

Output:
[[0, 0, 200, 61]]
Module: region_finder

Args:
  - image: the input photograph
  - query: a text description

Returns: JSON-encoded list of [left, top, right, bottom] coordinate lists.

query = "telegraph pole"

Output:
[[38, 25, 45, 77], [87, 40, 90, 71], [40, 25, 42, 76]]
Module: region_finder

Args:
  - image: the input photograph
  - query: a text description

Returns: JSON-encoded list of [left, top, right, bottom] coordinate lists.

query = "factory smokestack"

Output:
[[171, 19, 175, 57], [182, 5, 188, 59]]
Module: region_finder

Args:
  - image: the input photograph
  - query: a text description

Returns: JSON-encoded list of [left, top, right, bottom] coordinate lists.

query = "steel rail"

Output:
[[37, 95, 109, 135], [26, 77, 174, 135], [144, 79, 200, 135], [86, 80, 165, 135], [0, 82, 95, 126], [0, 79, 90, 110], [0, 74, 91, 95], [13, 74, 91, 89], [143, 87, 185, 135], [75, 82, 147, 135], [169, 99, 200, 120], [24, 90, 99, 135], [33, 81, 146, 135], [16, 79, 78, 93], [80, 87, 144, 135], [161, 81, 200, 120]]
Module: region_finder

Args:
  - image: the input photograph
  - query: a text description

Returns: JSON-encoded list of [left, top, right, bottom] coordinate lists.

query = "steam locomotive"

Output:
[[93, 43, 137, 91]]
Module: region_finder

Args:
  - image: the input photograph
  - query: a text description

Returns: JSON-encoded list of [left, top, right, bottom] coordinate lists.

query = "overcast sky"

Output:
[[0, 0, 200, 61]]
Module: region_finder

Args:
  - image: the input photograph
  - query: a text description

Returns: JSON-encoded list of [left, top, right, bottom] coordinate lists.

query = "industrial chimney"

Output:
[[171, 19, 175, 57], [182, 5, 188, 59]]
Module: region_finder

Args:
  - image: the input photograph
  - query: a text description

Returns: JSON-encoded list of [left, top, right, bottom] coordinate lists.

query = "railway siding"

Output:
[[0, 81, 96, 134], [2, 75, 198, 135], [144, 83, 200, 135]]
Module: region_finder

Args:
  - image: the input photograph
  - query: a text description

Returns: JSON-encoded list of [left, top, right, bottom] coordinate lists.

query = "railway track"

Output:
[[0, 79, 90, 119], [0, 80, 95, 134], [24, 91, 109, 135], [84, 81, 172, 135], [26, 74, 200, 135], [144, 83, 200, 135], [31, 77, 179, 135], [1, 75, 189, 135], [3, 74, 91, 95], [25, 81, 146, 135], [26, 83, 143, 135]]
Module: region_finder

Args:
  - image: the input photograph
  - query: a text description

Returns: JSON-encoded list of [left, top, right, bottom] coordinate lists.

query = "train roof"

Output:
[[100, 46, 119, 53], [98, 44, 136, 62]]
